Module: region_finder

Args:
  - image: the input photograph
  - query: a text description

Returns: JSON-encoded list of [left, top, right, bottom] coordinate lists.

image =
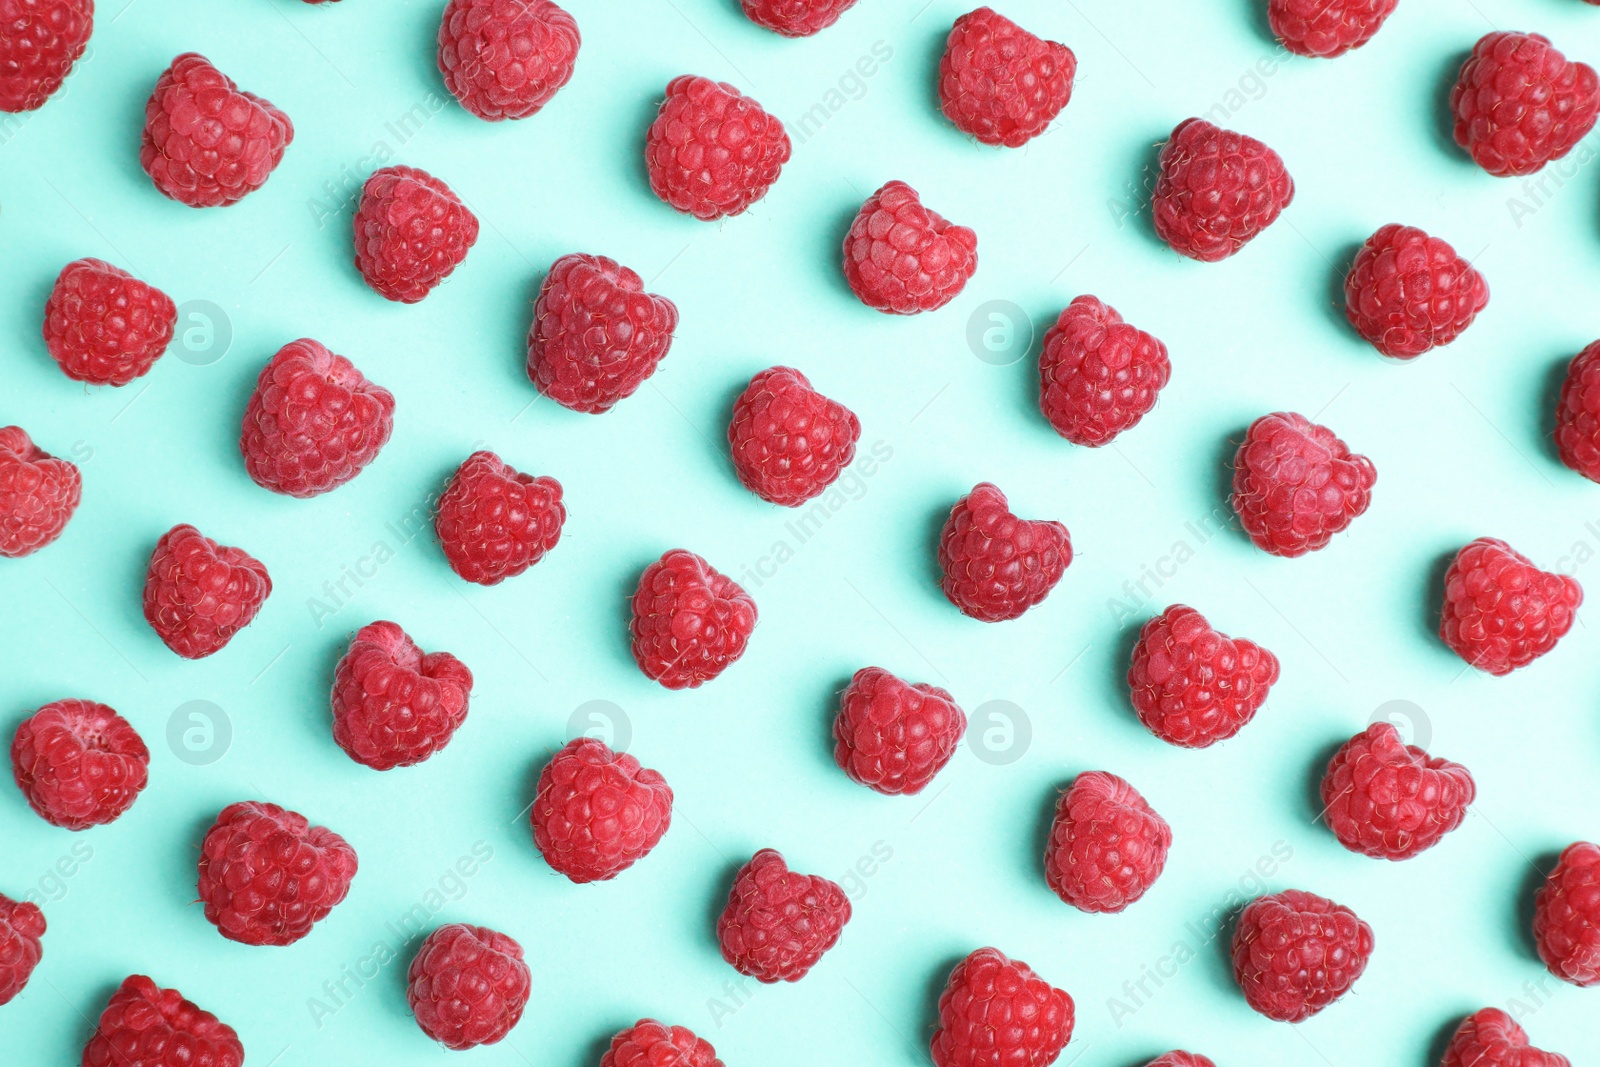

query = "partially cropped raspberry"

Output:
[[527, 252, 678, 413], [740, 0, 855, 36], [1439, 538, 1581, 676], [1442, 1008, 1571, 1067], [645, 76, 790, 220], [939, 482, 1070, 622], [1555, 341, 1600, 483], [1152, 118, 1293, 262], [197, 800, 357, 946], [43, 258, 177, 386], [1344, 224, 1489, 358], [438, 0, 579, 120], [1232, 412, 1376, 557], [408, 924, 530, 1049], [728, 366, 861, 506], [1231, 889, 1374, 1022], [0, 0, 92, 111], [931, 947, 1073, 1067], [1268, 0, 1397, 58], [1044, 771, 1171, 913], [843, 180, 978, 314], [435, 450, 565, 585], [82, 975, 243, 1067], [240, 338, 395, 498], [1321, 722, 1475, 860], [0, 893, 44, 1006], [531, 737, 673, 883], [1039, 295, 1170, 446], [331, 621, 473, 770], [717, 848, 851, 982], [1533, 841, 1600, 986], [630, 549, 757, 689], [354, 165, 479, 302], [1128, 605, 1278, 748], [939, 7, 1074, 148], [833, 666, 966, 795], [0, 425, 81, 558], [12, 699, 149, 830], [1143, 1055, 1215, 1067], [1452, 32, 1599, 177], [143, 524, 271, 658], [141, 53, 293, 207], [602, 1020, 723, 1067]]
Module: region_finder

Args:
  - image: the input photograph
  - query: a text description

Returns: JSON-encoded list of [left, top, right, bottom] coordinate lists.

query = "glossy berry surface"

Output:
[[11, 698, 149, 830], [530, 737, 673, 883]]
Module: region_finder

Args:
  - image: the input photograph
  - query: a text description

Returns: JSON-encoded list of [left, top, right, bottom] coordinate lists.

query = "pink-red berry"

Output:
[[1344, 223, 1489, 358], [530, 737, 673, 883], [1044, 770, 1171, 913], [82, 975, 243, 1067], [1143, 1055, 1215, 1067], [0, 0, 92, 112], [1442, 1008, 1570, 1067], [645, 75, 791, 220], [1320, 722, 1475, 860], [717, 848, 851, 983], [630, 549, 757, 689], [435, 450, 565, 585], [832, 666, 967, 796], [11, 698, 149, 830], [1555, 341, 1600, 483], [939, 7, 1075, 148], [939, 482, 1070, 622], [930, 947, 1074, 1067], [0, 893, 44, 1006], [1231, 889, 1374, 1022], [354, 165, 479, 303], [1268, 0, 1397, 58], [1152, 118, 1293, 262], [1533, 841, 1600, 987], [438, 0, 579, 121], [739, 0, 855, 37], [42, 258, 177, 386], [1439, 538, 1581, 676], [197, 800, 358, 946], [728, 366, 861, 506], [1038, 294, 1170, 446], [1452, 32, 1599, 177], [0, 425, 81, 558], [141, 53, 293, 207], [331, 621, 473, 770], [843, 180, 978, 314], [1232, 411, 1376, 557], [142, 523, 271, 659], [602, 1020, 723, 1067], [407, 923, 531, 1049], [1128, 605, 1279, 748]]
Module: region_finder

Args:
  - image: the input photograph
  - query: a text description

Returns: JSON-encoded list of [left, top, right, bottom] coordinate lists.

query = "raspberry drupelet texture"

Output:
[[1268, 0, 1397, 59], [728, 366, 861, 506], [1320, 722, 1475, 860], [1152, 118, 1293, 262], [407, 923, 531, 1049], [938, 7, 1075, 148], [1044, 771, 1172, 913], [1452, 32, 1599, 177], [601, 1019, 724, 1067], [240, 338, 395, 498], [1439, 538, 1581, 676], [1231, 889, 1374, 1022], [11, 699, 149, 830], [0, 425, 81, 558], [197, 800, 357, 946], [1533, 841, 1600, 986], [717, 848, 851, 983], [833, 666, 967, 796], [330, 621, 473, 770], [645, 75, 791, 220], [354, 165, 479, 303], [140, 53, 293, 207], [142, 524, 271, 659], [43, 258, 177, 386], [437, 0, 579, 121], [740, 0, 855, 36], [1038, 295, 1170, 446], [1143, 1055, 1216, 1067], [0, 0, 92, 112], [435, 450, 565, 585], [0, 893, 44, 1006], [1555, 341, 1600, 483], [82, 975, 243, 1067], [843, 180, 978, 314], [1344, 224, 1489, 358], [1442, 1008, 1571, 1067], [527, 252, 678, 413], [930, 947, 1074, 1067], [939, 482, 1070, 622], [630, 549, 757, 689], [530, 737, 673, 883], [1232, 412, 1376, 557], [1127, 605, 1279, 748]]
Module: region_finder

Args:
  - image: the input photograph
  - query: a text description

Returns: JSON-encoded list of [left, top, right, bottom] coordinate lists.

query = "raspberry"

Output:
[[1038, 295, 1170, 446], [11, 699, 149, 830], [142, 524, 271, 659], [82, 975, 243, 1067], [602, 1019, 723, 1067], [0, 0, 91, 111], [1533, 841, 1600, 986], [0, 893, 44, 1006], [1268, 0, 1397, 58], [407, 923, 530, 1049], [354, 165, 479, 303], [331, 621, 473, 770], [141, 53, 293, 207], [740, 0, 855, 37], [530, 737, 673, 883], [1044, 770, 1171, 913], [1452, 32, 1599, 178], [42, 258, 177, 386], [1555, 341, 1600, 483], [843, 180, 978, 314], [938, 7, 1075, 148], [1127, 605, 1278, 748], [0, 425, 81, 558], [1439, 538, 1581, 676], [435, 450, 565, 585], [1152, 118, 1294, 262], [1232, 411, 1375, 557], [240, 338, 395, 498], [728, 366, 861, 506], [930, 947, 1073, 1067], [1442, 1008, 1570, 1067], [1344, 223, 1489, 358], [437, 0, 579, 121], [630, 548, 757, 689], [527, 252, 678, 413], [1143, 1055, 1215, 1067], [717, 848, 851, 982], [832, 666, 966, 796], [197, 800, 357, 946], [1231, 889, 1374, 1022], [645, 75, 791, 220], [1320, 722, 1474, 860], [938, 482, 1070, 622]]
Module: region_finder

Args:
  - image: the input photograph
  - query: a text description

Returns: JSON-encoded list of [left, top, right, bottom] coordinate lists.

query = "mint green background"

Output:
[[4, 0, 1600, 1063]]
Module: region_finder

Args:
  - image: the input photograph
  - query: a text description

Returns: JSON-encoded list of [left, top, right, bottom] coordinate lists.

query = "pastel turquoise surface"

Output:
[[4, 0, 1600, 1063]]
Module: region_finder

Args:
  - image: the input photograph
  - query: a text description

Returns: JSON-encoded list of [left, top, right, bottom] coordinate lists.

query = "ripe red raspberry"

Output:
[[527, 253, 678, 413], [1127, 605, 1278, 748], [939, 7, 1075, 148], [833, 667, 966, 796], [141, 53, 293, 207], [602, 1019, 723, 1067], [1268, 0, 1397, 58], [1152, 118, 1294, 262], [0, 893, 44, 1006], [354, 165, 479, 303], [531, 737, 673, 883], [1533, 841, 1600, 986], [740, 0, 855, 37], [717, 848, 851, 982], [1038, 295, 1170, 446], [930, 946, 1073, 1067], [1555, 341, 1600, 483], [239, 338, 394, 498], [0, 425, 81, 558], [1143, 1055, 1215, 1067], [1344, 223, 1489, 358], [728, 366, 861, 506], [82, 975, 243, 1067], [11, 699, 149, 830], [843, 180, 978, 314], [1320, 722, 1474, 860], [197, 800, 357, 946], [939, 482, 1070, 622], [1442, 1008, 1570, 1067], [1044, 770, 1171, 913], [331, 621, 473, 770], [1232, 411, 1375, 557], [437, 0, 579, 121], [1231, 889, 1374, 1022], [1439, 538, 1581, 676], [1452, 32, 1599, 177], [42, 258, 177, 386], [645, 75, 791, 220], [143, 524, 271, 658], [0, 0, 91, 112], [630, 549, 757, 689], [408, 923, 530, 1049], [435, 450, 565, 585]]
